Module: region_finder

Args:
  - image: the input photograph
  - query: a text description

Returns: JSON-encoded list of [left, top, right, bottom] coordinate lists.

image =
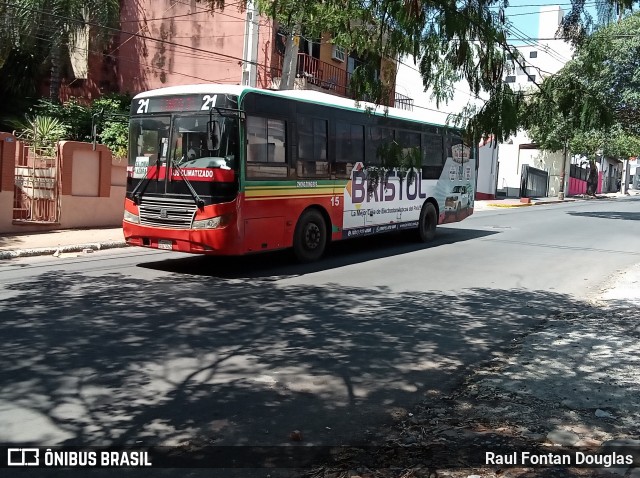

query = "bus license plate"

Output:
[[158, 240, 173, 250]]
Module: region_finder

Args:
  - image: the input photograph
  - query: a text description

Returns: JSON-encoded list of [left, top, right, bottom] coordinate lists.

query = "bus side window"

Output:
[[246, 116, 287, 179], [397, 130, 421, 168], [335, 121, 363, 179], [422, 133, 444, 179], [366, 127, 394, 167], [297, 116, 329, 178]]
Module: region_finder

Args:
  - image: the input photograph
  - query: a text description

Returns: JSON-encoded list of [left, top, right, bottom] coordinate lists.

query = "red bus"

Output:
[[123, 85, 475, 262]]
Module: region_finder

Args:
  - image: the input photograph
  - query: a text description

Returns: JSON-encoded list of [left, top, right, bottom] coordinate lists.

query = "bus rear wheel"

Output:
[[293, 209, 327, 262], [418, 202, 437, 242]]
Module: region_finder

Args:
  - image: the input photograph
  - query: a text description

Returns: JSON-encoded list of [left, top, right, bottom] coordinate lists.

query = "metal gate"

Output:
[[519, 164, 549, 198], [13, 144, 61, 223]]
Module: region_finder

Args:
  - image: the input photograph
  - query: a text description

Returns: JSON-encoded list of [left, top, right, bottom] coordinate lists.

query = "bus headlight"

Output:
[[124, 210, 140, 224], [192, 215, 229, 230]]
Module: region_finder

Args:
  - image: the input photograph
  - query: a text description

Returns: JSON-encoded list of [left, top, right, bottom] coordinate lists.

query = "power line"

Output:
[[20, 31, 240, 85], [29, 20, 241, 66], [119, 0, 246, 23], [505, 23, 571, 64], [109, 1, 180, 58], [1, 1, 261, 67], [489, 1, 599, 9], [396, 57, 487, 104]]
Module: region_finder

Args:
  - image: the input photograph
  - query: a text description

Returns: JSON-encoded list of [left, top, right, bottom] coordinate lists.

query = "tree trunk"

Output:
[[586, 159, 598, 196], [49, 38, 62, 102], [279, 21, 301, 90]]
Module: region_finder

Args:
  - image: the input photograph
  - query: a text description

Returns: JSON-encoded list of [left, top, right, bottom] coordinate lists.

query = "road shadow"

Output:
[[0, 268, 589, 447], [138, 227, 499, 279], [567, 210, 640, 221]]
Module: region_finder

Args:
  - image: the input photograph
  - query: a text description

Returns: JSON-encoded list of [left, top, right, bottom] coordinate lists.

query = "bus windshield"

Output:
[[171, 115, 239, 171]]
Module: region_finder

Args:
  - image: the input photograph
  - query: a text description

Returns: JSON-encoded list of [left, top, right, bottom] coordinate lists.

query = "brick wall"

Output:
[[0, 133, 17, 192]]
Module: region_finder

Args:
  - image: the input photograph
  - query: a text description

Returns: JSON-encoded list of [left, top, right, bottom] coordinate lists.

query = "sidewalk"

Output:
[[475, 189, 640, 211], [0, 227, 126, 260]]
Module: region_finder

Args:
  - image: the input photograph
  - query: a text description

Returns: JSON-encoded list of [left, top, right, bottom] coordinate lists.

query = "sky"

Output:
[[505, 0, 599, 44]]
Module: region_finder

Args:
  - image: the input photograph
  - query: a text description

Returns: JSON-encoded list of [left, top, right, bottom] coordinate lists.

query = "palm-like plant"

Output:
[[15, 115, 68, 157]]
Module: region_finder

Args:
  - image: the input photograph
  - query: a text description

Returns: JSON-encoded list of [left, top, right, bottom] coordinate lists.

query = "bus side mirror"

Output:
[[207, 120, 221, 151]]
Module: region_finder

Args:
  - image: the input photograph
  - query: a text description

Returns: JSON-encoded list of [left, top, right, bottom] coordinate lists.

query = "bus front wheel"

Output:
[[418, 202, 437, 242], [293, 209, 327, 262]]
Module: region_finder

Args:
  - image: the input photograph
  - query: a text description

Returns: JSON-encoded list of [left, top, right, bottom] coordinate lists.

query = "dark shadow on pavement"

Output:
[[567, 210, 640, 221], [138, 227, 499, 279]]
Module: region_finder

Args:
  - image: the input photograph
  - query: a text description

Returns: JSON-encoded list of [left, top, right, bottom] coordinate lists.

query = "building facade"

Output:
[[54, 0, 405, 107]]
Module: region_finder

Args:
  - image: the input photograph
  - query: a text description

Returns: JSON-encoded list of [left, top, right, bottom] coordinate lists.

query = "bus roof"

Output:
[[133, 84, 460, 129]]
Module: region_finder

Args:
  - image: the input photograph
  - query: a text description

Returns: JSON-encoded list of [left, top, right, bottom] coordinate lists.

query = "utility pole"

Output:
[[558, 138, 568, 200], [241, 1, 259, 87]]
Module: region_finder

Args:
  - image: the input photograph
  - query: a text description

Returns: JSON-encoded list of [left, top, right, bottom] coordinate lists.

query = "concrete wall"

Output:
[[0, 135, 126, 233], [496, 132, 568, 198], [519, 148, 566, 198], [58, 142, 127, 229], [496, 142, 520, 197], [477, 139, 498, 199]]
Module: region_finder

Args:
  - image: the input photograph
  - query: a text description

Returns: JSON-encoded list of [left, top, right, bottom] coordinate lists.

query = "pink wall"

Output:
[[568, 173, 603, 196], [118, 0, 274, 95]]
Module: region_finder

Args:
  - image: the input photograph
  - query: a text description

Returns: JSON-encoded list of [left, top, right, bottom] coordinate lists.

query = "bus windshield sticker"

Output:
[[134, 157, 149, 178], [161, 138, 169, 160]]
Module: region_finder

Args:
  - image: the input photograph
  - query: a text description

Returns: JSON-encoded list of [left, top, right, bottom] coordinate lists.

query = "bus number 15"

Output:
[[331, 196, 340, 206]]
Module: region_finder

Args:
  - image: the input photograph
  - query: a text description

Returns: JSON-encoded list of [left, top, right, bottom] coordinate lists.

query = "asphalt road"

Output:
[[1, 196, 639, 475]]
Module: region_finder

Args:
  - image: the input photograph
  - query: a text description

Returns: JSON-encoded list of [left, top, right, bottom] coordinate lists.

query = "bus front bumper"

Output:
[[123, 221, 241, 255]]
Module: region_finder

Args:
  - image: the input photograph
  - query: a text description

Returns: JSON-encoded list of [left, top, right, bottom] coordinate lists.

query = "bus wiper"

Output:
[[131, 157, 160, 205], [171, 159, 205, 209]]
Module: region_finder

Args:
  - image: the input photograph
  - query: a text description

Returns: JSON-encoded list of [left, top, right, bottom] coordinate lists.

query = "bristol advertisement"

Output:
[[341, 145, 474, 239]]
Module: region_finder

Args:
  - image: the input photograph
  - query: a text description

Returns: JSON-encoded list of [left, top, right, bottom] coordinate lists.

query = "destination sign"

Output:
[[130, 94, 238, 115]]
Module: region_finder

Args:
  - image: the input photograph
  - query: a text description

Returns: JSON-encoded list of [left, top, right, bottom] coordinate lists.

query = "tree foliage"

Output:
[[0, 0, 120, 100], [525, 12, 640, 159], [561, 0, 640, 45], [3, 0, 638, 148], [525, 11, 640, 195], [197, 0, 528, 142], [10, 94, 131, 158]]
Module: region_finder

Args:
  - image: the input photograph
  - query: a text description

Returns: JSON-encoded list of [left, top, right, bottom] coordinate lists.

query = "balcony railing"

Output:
[[273, 52, 350, 97], [271, 52, 414, 109], [394, 92, 414, 111]]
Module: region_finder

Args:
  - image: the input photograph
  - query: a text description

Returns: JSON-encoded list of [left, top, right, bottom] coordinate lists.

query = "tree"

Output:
[[196, 0, 528, 142], [524, 12, 640, 196], [1, 0, 119, 101], [560, 0, 639, 45]]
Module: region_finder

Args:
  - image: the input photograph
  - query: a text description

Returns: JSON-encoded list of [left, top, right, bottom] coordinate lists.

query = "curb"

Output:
[[485, 199, 577, 208], [0, 241, 128, 260], [485, 203, 533, 208]]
